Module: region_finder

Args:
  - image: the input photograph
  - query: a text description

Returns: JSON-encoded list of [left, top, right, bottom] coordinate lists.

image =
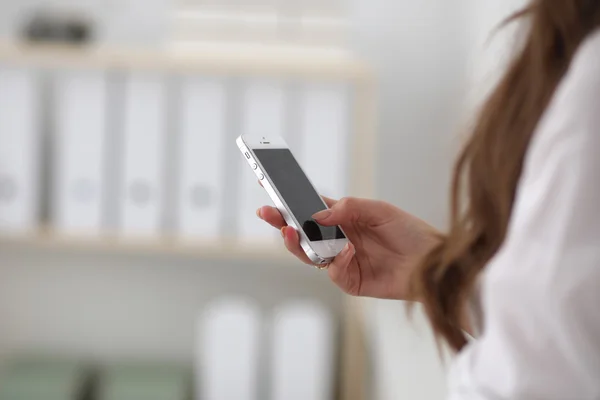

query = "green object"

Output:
[[99, 364, 191, 400], [0, 357, 89, 400]]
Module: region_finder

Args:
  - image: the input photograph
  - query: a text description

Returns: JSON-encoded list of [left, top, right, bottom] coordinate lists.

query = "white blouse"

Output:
[[448, 30, 600, 399]]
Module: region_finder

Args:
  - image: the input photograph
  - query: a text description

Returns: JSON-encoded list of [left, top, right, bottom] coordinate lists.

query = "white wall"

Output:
[[348, 1, 467, 399], [465, 0, 529, 112], [0, 0, 169, 46]]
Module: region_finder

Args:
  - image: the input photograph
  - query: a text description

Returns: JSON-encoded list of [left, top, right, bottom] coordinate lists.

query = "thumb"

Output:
[[312, 197, 389, 227]]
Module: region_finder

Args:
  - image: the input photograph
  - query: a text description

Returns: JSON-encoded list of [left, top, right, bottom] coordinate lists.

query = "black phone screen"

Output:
[[253, 148, 345, 242]]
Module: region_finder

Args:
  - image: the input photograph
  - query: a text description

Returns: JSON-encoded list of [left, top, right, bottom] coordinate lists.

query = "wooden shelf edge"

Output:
[[0, 230, 296, 264], [0, 39, 374, 80]]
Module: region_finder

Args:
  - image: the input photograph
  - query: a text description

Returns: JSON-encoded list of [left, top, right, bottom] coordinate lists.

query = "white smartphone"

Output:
[[237, 134, 348, 265]]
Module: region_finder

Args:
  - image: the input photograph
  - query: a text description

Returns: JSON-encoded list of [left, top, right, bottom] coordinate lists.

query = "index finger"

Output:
[[322, 196, 337, 208]]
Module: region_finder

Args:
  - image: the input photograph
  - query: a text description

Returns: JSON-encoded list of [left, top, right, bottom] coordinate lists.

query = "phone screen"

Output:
[[253, 148, 345, 242]]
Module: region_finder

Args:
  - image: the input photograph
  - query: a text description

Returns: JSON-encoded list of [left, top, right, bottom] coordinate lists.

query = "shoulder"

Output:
[[568, 29, 600, 82], [498, 29, 600, 279], [554, 29, 600, 111], [551, 29, 600, 108], [523, 30, 600, 178], [550, 29, 600, 113]]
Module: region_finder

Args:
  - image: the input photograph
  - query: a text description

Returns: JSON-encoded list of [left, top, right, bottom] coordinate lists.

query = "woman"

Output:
[[259, 0, 600, 398]]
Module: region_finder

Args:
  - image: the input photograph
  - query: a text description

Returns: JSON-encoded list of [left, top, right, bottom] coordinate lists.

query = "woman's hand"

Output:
[[257, 197, 440, 301]]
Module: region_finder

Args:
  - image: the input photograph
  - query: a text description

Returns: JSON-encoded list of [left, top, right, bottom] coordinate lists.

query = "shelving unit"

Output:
[[0, 40, 376, 400]]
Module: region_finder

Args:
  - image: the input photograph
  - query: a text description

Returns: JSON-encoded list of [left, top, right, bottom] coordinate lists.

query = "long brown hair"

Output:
[[410, 0, 600, 352]]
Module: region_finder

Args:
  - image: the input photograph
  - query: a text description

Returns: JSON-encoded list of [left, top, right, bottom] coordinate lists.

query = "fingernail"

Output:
[[281, 227, 286, 238], [341, 243, 354, 257], [256, 208, 262, 219], [312, 209, 332, 221]]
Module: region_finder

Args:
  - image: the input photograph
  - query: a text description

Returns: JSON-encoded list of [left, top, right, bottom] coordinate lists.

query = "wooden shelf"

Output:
[[0, 230, 298, 265], [0, 40, 372, 80]]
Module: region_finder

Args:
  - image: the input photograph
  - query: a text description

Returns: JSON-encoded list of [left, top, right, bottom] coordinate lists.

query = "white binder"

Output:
[[270, 301, 335, 400], [238, 81, 286, 244], [53, 70, 107, 235], [176, 78, 226, 241], [198, 298, 261, 400], [300, 84, 350, 199], [0, 67, 40, 234], [119, 74, 167, 237]]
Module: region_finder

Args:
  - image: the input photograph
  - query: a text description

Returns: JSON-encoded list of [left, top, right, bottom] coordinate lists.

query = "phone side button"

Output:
[[258, 173, 265, 180], [252, 163, 258, 170]]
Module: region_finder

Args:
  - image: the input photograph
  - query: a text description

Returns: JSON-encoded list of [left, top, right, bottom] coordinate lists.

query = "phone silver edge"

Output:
[[236, 135, 345, 265]]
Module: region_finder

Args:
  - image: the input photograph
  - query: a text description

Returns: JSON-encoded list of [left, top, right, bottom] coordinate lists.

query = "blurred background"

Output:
[[0, 0, 526, 399]]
